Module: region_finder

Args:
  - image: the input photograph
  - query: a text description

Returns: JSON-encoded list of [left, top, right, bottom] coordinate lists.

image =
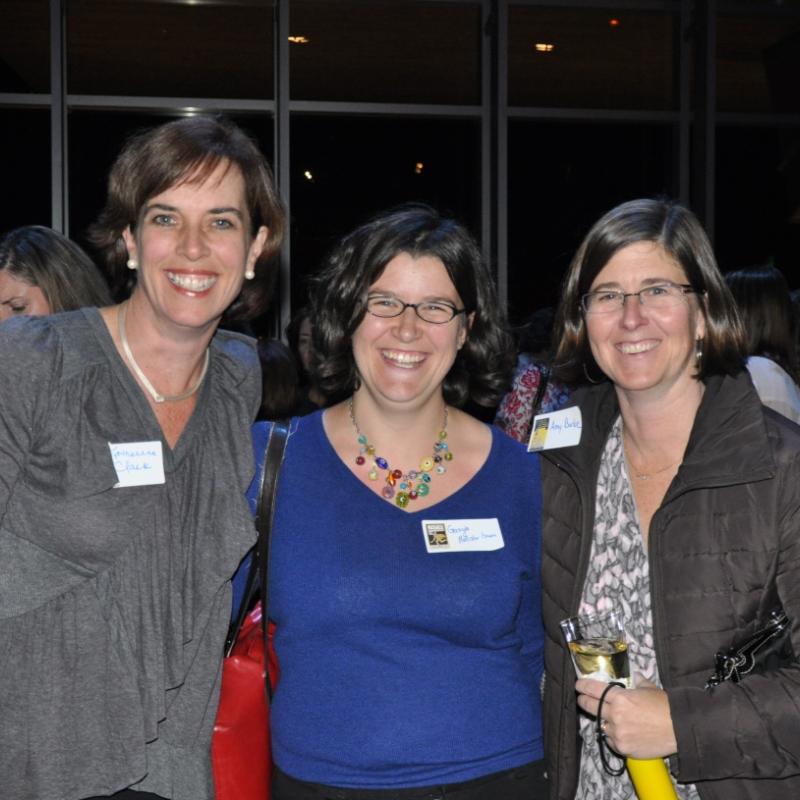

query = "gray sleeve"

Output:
[[0, 317, 59, 520]]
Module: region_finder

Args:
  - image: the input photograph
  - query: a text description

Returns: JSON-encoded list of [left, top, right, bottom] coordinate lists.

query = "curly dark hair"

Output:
[[88, 115, 284, 321], [553, 198, 746, 384], [308, 204, 514, 408]]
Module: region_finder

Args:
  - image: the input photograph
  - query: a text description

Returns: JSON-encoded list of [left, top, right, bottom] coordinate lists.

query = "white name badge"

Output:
[[109, 441, 166, 487], [527, 406, 582, 452], [421, 518, 504, 553]]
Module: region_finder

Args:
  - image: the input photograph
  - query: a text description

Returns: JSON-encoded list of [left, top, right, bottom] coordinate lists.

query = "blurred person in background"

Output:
[[256, 337, 303, 420], [725, 264, 800, 424], [494, 306, 571, 444], [287, 306, 328, 413], [0, 224, 112, 320]]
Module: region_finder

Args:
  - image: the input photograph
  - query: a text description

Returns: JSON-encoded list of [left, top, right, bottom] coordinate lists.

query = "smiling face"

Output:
[[0, 271, 51, 320], [122, 159, 268, 334], [351, 252, 469, 411], [585, 241, 706, 398]]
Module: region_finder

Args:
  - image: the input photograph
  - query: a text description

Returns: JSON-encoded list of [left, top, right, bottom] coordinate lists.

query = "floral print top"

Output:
[[494, 354, 571, 444]]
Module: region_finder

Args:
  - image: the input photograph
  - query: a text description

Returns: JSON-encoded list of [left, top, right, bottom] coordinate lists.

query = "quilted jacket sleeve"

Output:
[[667, 427, 800, 783]]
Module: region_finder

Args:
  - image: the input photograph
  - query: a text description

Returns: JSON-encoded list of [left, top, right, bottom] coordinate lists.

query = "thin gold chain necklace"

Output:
[[622, 426, 679, 481]]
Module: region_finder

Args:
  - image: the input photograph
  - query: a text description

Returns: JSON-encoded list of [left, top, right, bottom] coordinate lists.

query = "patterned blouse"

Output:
[[575, 418, 700, 800], [494, 354, 571, 444]]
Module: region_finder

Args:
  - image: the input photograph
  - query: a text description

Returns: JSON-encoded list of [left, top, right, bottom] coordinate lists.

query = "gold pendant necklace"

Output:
[[118, 302, 209, 404]]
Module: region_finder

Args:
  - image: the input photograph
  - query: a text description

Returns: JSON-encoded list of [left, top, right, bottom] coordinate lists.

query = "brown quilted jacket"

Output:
[[541, 371, 800, 800]]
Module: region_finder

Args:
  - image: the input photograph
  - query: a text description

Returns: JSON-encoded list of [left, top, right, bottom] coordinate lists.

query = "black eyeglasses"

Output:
[[581, 282, 702, 315], [365, 295, 467, 324]]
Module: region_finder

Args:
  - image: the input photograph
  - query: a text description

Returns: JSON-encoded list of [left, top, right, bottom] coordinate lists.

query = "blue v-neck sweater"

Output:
[[248, 412, 543, 789]]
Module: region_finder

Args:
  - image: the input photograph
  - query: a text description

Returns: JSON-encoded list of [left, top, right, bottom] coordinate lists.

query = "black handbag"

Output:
[[704, 608, 793, 689]]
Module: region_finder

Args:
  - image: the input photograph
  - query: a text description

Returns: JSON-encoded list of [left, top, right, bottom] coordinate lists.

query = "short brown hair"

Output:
[[553, 198, 746, 384], [88, 115, 284, 321]]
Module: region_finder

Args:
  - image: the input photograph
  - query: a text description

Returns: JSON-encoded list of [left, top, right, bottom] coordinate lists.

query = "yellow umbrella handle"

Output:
[[627, 757, 679, 799]]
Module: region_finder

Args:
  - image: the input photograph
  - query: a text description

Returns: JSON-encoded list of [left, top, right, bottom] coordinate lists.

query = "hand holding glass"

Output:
[[560, 610, 633, 688], [560, 610, 678, 800]]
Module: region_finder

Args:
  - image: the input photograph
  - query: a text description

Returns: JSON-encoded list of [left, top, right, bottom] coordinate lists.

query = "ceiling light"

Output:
[[534, 43, 555, 53], [303, 170, 314, 181], [414, 162, 424, 175], [288, 35, 310, 44]]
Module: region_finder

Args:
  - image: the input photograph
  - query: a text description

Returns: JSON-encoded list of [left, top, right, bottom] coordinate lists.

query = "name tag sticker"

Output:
[[109, 441, 166, 487], [527, 406, 582, 452], [422, 518, 504, 553]]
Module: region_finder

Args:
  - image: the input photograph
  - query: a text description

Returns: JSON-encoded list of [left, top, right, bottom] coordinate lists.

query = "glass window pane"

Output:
[[715, 126, 800, 273], [290, 115, 481, 309], [508, 121, 676, 323], [509, 6, 677, 110], [717, 15, 800, 113], [0, 0, 49, 92], [290, 1, 481, 104], [67, 111, 274, 255], [0, 110, 51, 232], [67, 0, 273, 98]]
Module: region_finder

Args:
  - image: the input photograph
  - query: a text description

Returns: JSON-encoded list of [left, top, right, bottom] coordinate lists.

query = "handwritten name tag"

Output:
[[421, 518, 504, 553], [109, 441, 166, 487], [527, 406, 582, 452]]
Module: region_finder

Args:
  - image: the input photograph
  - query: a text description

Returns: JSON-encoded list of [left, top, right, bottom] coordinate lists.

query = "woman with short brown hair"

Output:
[[0, 115, 284, 800]]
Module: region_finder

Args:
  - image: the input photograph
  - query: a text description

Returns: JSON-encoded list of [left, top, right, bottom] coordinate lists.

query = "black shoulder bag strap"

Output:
[[531, 364, 551, 417], [224, 419, 290, 703]]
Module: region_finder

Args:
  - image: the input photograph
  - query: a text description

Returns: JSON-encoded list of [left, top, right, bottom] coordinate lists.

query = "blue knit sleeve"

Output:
[[503, 435, 544, 686]]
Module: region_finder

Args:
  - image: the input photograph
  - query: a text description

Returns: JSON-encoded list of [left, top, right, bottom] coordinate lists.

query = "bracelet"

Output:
[[596, 681, 626, 777]]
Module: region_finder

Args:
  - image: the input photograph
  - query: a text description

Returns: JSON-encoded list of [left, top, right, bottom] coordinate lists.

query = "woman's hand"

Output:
[[575, 675, 678, 759]]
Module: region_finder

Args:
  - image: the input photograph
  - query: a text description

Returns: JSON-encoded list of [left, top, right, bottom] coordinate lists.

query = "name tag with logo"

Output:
[[421, 518, 504, 553], [528, 406, 582, 451], [109, 441, 166, 487]]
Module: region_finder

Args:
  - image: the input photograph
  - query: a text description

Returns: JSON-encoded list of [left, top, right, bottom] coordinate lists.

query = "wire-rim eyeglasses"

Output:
[[580, 282, 703, 315]]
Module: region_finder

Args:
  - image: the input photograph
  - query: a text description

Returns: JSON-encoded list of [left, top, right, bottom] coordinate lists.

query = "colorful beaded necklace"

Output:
[[348, 397, 453, 508]]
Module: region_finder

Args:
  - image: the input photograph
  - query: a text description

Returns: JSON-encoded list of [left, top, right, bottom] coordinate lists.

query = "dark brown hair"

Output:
[[553, 198, 746, 384], [309, 204, 514, 408], [88, 115, 284, 321], [0, 225, 112, 313], [726, 265, 798, 380], [256, 338, 302, 420]]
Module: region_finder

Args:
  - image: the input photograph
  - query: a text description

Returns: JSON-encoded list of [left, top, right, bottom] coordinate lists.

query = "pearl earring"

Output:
[[127, 258, 138, 270], [245, 268, 255, 280]]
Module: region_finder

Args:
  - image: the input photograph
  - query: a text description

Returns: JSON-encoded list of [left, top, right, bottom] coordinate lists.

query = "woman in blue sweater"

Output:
[[250, 204, 546, 799]]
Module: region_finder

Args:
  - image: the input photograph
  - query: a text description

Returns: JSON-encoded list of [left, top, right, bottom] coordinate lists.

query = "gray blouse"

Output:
[[575, 418, 700, 800], [0, 308, 260, 800]]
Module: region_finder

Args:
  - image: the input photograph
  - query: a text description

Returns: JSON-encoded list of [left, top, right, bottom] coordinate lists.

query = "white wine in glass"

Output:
[[561, 611, 633, 688]]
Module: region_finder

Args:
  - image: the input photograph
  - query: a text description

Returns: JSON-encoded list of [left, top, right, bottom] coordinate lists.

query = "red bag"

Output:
[[212, 602, 279, 800], [213, 422, 288, 800]]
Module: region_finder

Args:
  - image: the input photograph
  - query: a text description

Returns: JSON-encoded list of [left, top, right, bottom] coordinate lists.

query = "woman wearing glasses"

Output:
[[540, 198, 800, 799], [253, 204, 547, 799]]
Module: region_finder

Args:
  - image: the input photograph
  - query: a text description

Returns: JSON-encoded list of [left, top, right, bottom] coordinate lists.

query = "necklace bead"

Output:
[[349, 397, 452, 508]]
